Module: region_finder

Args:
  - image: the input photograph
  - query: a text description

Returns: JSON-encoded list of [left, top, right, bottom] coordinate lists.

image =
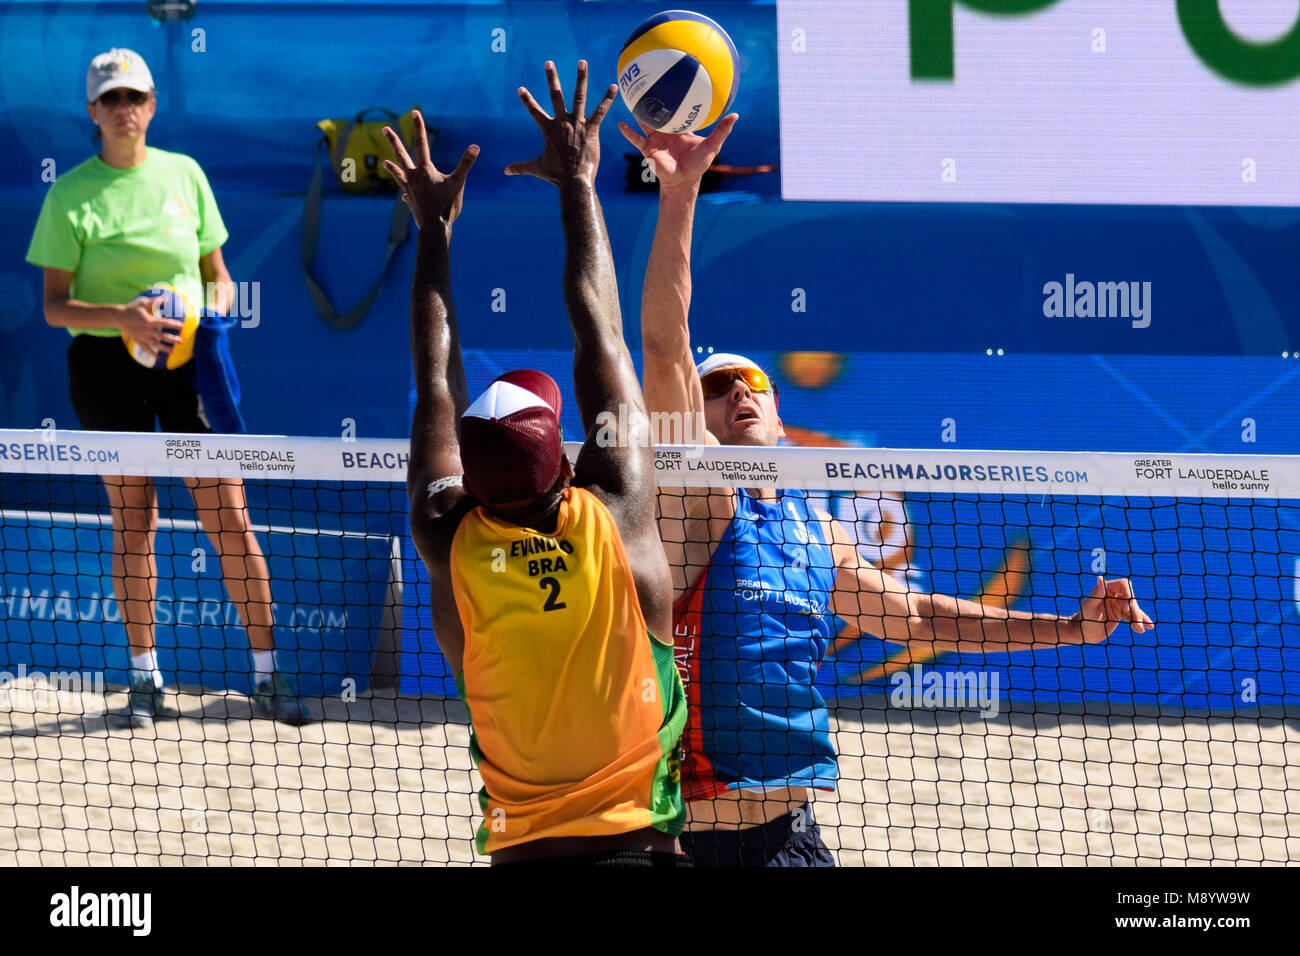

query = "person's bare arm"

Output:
[[382, 112, 478, 516], [620, 116, 735, 439], [403, 220, 472, 675], [640, 187, 708, 430], [621, 118, 739, 591], [558, 180, 652, 470], [505, 62, 643, 483], [505, 60, 673, 637], [199, 248, 235, 316], [642, 196, 720, 585], [42, 268, 183, 358], [821, 514, 1153, 655], [382, 111, 480, 674]]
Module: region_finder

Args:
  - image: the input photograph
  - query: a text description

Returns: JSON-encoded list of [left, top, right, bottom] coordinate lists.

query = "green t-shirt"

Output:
[[25, 147, 229, 337]]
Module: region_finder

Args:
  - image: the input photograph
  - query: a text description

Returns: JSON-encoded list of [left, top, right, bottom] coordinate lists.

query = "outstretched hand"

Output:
[[1070, 576, 1154, 644], [382, 110, 478, 234], [618, 113, 738, 191], [506, 60, 617, 187]]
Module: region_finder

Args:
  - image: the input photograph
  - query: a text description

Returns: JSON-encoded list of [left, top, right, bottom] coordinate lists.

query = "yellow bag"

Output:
[[317, 108, 425, 193], [303, 108, 428, 330]]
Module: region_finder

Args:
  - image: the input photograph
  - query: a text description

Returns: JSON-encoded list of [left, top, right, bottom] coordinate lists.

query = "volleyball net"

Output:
[[1, 428, 1297, 864]]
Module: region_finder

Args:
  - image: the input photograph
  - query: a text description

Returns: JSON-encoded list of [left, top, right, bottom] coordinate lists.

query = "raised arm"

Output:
[[505, 61, 649, 499], [381, 113, 478, 519], [506, 60, 675, 636], [821, 514, 1153, 656], [382, 113, 478, 675], [620, 115, 736, 431]]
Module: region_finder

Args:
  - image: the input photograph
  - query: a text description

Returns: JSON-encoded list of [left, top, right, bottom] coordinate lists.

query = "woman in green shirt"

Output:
[[26, 49, 308, 727]]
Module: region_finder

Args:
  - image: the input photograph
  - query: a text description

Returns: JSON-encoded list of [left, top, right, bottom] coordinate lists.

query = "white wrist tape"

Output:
[[427, 475, 463, 498]]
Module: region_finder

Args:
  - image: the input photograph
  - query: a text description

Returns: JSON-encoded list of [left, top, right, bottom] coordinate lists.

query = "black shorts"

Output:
[[680, 802, 836, 867], [67, 334, 210, 433]]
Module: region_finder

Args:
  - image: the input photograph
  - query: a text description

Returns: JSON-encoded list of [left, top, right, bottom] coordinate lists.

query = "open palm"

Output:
[[618, 114, 738, 189], [381, 110, 478, 233], [506, 60, 617, 188]]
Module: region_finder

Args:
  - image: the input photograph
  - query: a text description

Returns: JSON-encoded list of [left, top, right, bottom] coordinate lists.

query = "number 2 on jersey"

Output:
[[539, 576, 566, 611]]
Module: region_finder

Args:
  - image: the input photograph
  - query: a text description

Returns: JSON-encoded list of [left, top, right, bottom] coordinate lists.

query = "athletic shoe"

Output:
[[252, 673, 311, 725], [109, 678, 178, 729]]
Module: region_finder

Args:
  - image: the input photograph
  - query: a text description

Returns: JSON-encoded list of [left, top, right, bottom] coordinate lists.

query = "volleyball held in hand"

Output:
[[122, 284, 199, 370], [617, 10, 739, 134]]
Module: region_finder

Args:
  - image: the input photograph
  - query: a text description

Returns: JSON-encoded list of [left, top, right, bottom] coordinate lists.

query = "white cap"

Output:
[[462, 379, 554, 420], [87, 48, 154, 103], [695, 352, 765, 377]]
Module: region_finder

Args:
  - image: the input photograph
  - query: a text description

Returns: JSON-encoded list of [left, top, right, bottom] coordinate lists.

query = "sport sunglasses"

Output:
[[98, 89, 150, 107], [699, 366, 779, 401]]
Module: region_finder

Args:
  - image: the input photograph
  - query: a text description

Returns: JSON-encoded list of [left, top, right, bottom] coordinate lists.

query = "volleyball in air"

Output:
[[122, 284, 199, 370], [617, 10, 739, 134]]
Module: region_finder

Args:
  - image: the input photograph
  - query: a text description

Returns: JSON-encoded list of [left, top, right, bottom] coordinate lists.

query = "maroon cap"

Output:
[[459, 370, 564, 506]]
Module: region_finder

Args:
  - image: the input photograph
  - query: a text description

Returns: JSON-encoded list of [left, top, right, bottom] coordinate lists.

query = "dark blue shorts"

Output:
[[680, 802, 835, 867]]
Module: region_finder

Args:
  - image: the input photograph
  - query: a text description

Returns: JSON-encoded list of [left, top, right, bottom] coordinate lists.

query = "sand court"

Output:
[[4, 679, 1294, 866]]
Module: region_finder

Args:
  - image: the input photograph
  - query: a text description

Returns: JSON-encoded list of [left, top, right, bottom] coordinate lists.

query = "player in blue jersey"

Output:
[[622, 117, 1155, 867]]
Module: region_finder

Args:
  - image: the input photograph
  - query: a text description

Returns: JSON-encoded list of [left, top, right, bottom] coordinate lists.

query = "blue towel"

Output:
[[192, 310, 246, 434]]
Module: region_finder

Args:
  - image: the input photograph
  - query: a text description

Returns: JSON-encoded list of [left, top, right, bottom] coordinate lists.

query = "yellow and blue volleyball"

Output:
[[617, 10, 739, 134], [122, 284, 199, 370]]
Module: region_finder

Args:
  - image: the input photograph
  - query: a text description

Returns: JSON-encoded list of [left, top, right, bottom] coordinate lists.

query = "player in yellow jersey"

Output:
[[382, 61, 688, 866]]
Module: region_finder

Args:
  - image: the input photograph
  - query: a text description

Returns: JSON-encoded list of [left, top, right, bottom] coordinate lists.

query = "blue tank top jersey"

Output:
[[672, 488, 839, 798]]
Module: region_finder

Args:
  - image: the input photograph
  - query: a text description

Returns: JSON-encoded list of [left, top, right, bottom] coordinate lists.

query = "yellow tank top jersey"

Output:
[[448, 485, 686, 855]]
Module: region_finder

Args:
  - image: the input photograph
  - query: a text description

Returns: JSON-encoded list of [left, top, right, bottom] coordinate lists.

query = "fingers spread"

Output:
[[705, 113, 739, 151], [381, 159, 407, 185], [618, 121, 646, 152], [454, 144, 480, 181], [383, 126, 414, 168], [413, 109, 432, 165], [545, 60, 566, 117], [572, 60, 587, 117], [588, 83, 618, 128], [518, 86, 551, 126]]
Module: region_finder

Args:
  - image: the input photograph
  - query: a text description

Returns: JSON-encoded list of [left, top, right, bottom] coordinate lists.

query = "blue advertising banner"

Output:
[[2, 488, 396, 697]]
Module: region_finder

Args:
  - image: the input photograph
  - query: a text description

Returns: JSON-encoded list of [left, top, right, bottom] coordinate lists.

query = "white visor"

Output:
[[695, 352, 765, 378]]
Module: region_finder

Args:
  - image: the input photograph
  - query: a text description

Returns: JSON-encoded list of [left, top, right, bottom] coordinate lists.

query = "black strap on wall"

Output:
[[302, 138, 412, 331]]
